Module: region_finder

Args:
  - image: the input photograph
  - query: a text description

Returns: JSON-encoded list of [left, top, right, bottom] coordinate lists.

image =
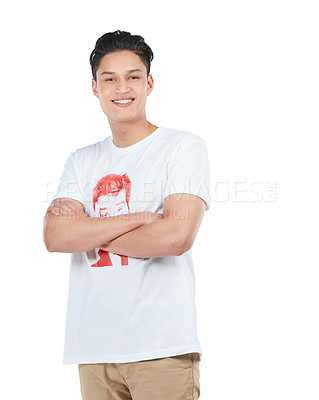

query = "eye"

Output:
[[129, 76, 139, 80], [105, 78, 114, 82]]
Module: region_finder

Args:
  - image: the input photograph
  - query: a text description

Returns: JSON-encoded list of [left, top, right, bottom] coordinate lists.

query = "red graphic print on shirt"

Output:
[[91, 173, 131, 268]]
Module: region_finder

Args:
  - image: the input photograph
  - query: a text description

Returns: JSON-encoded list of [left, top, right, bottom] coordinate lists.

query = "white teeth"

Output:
[[113, 99, 133, 104]]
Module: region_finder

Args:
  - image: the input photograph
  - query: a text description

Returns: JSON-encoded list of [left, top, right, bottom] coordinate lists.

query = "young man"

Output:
[[43, 30, 210, 400]]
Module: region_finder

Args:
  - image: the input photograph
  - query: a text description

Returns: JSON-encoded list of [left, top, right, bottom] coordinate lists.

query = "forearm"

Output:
[[43, 212, 149, 253], [100, 218, 184, 258]]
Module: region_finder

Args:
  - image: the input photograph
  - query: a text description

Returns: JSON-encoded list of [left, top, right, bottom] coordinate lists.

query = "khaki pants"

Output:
[[78, 352, 200, 400]]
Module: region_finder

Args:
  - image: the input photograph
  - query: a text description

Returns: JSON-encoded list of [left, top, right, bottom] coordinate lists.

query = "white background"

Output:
[[0, 0, 318, 399]]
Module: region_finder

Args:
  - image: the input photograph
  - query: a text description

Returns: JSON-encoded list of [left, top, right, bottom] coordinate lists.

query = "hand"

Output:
[[47, 198, 87, 217]]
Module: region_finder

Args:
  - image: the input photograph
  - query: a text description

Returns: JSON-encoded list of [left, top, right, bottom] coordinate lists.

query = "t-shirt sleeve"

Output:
[[51, 151, 85, 205], [163, 138, 211, 211]]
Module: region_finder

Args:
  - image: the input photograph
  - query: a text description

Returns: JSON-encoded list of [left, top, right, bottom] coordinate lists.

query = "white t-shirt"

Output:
[[52, 126, 210, 365]]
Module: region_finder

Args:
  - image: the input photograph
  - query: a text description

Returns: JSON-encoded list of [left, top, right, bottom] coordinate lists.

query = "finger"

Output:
[[49, 205, 71, 215], [49, 200, 86, 217], [65, 201, 84, 216], [53, 207, 69, 215], [49, 200, 61, 210], [57, 202, 76, 215], [50, 209, 62, 216], [49, 203, 85, 217], [55, 200, 81, 215], [65, 200, 87, 217], [49, 207, 76, 217]]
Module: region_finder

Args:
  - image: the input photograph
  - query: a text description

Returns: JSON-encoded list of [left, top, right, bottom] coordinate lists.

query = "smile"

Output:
[[112, 98, 135, 107]]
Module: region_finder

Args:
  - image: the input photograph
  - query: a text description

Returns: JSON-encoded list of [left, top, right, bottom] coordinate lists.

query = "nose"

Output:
[[115, 78, 130, 94]]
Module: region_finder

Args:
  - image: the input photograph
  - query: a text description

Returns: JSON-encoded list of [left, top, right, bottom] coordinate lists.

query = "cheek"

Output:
[[135, 83, 148, 97], [97, 85, 111, 100], [99, 94, 113, 111], [135, 90, 148, 104]]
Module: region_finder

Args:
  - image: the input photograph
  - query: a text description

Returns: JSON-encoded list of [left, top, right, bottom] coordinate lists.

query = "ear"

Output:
[[92, 78, 99, 98], [146, 74, 154, 96]]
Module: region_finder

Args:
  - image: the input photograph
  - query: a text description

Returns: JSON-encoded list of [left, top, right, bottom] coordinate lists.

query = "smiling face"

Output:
[[92, 50, 154, 124]]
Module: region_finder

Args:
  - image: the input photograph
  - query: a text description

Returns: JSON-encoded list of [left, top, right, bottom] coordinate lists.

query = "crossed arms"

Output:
[[43, 193, 206, 258]]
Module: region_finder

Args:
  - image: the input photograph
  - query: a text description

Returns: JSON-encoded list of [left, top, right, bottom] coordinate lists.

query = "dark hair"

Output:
[[89, 30, 154, 81]]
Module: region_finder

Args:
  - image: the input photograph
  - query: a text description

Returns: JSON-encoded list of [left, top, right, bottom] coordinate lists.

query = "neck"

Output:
[[108, 118, 158, 148]]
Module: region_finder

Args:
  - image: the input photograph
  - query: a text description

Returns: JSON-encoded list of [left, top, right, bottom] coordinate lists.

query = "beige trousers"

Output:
[[78, 352, 200, 400]]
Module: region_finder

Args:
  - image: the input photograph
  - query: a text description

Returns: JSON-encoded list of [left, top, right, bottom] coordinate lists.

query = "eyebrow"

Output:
[[100, 68, 143, 76]]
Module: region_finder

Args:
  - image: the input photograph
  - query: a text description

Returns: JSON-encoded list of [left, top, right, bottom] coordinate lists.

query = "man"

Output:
[[43, 30, 210, 400]]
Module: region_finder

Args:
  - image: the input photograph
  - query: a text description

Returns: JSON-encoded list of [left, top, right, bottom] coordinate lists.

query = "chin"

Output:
[[108, 113, 143, 124]]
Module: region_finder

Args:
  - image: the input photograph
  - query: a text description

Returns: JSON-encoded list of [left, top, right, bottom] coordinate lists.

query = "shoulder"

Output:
[[70, 136, 110, 161], [73, 136, 110, 155], [162, 126, 207, 146], [161, 127, 208, 161]]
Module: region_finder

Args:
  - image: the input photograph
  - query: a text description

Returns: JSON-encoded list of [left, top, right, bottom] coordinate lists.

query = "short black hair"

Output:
[[89, 30, 154, 81]]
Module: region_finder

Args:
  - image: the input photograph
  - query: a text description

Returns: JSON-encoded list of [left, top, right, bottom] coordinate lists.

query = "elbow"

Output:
[[44, 229, 66, 252], [43, 212, 63, 253], [172, 235, 193, 256], [43, 233, 58, 253], [43, 224, 60, 253], [45, 244, 56, 253]]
